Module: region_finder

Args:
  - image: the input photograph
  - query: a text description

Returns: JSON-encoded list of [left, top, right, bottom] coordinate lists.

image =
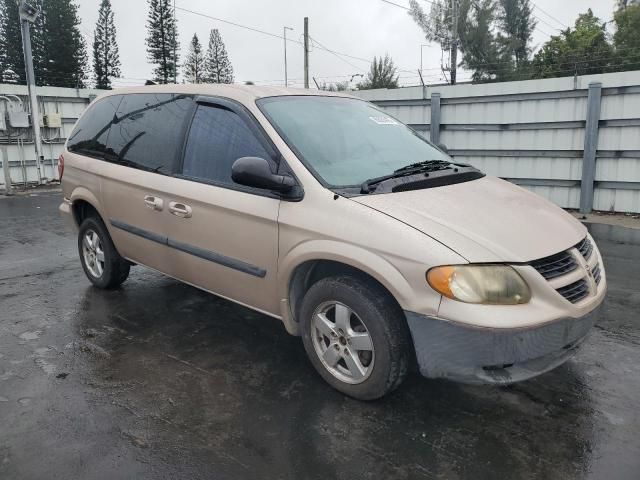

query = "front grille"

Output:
[[530, 251, 578, 280], [576, 237, 593, 260], [557, 279, 590, 303], [592, 263, 602, 284], [530, 236, 602, 304]]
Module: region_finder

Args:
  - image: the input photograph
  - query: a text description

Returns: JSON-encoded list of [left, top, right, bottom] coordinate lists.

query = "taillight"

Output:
[[58, 154, 64, 180]]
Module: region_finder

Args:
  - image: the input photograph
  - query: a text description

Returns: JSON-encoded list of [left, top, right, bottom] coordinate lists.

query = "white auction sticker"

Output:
[[369, 115, 399, 125]]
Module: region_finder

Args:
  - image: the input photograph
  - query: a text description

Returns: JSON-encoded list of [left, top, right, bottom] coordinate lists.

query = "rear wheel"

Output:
[[78, 216, 130, 289], [300, 275, 411, 400]]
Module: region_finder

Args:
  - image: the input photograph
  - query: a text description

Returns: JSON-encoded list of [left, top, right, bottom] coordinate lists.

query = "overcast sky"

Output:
[[76, 0, 617, 88]]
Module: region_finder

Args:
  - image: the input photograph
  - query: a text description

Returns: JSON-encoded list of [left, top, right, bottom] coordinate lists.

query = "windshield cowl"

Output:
[[335, 165, 485, 197], [360, 159, 474, 193]]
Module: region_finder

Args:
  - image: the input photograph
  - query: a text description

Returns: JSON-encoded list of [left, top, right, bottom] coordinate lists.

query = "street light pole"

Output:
[[420, 44, 428, 76], [173, 0, 177, 84], [283, 26, 293, 87], [303, 17, 309, 89], [18, 1, 44, 184]]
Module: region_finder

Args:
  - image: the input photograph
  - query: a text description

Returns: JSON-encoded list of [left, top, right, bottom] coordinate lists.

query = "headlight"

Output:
[[427, 265, 531, 304]]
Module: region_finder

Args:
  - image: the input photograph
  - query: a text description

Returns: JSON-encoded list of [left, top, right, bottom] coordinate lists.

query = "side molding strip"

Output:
[[167, 238, 267, 278], [109, 219, 266, 278], [110, 219, 168, 245]]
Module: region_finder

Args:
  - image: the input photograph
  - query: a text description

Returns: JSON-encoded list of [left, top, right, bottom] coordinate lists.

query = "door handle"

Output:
[[144, 195, 163, 211], [169, 201, 192, 218]]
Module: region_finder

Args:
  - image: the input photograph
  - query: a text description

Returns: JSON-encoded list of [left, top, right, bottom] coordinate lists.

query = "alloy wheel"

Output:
[[82, 229, 105, 278], [311, 301, 375, 384]]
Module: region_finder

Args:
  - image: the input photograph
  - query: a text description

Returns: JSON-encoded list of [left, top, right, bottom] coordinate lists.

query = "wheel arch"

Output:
[[69, 187, 105, 227], [279, 242, 414, 336]]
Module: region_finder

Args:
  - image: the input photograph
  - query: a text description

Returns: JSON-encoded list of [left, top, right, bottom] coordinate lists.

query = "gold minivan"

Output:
[[60, 85, 606, 400]]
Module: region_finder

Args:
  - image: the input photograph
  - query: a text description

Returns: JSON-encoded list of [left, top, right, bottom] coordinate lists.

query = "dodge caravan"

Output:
[[59, 85, 606, 400]]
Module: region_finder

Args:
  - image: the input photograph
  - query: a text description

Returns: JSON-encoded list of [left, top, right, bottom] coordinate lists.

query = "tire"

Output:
[[300, 275, 412, 400], [78, 215, 130, 289]]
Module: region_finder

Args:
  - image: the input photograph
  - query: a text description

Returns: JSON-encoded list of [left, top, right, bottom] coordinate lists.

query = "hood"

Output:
[[352, 176, 586, 263]]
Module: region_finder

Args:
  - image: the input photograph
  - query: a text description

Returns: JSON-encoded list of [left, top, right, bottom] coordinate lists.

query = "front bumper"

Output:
[[405, 303, 602, 384]]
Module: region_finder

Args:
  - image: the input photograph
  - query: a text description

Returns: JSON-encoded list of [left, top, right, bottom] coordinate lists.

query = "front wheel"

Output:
[[300, 275, 412, 400], [78, 216, 130, 289]]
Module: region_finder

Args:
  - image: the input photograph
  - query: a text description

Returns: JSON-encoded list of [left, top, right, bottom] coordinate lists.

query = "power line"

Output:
[[177, 3, 370, 67], [175, 5, 380, 67], [176, 3, 426, 79], [531, 14, 560, 33], [380, 0, 457, 41], [174, 6, 301, 44], [529, 13, 559, 36], [532, 2, 568, 29], [380, 0, 409, 10], [309, 36, 366, 72], [309, 34, 420, 76]]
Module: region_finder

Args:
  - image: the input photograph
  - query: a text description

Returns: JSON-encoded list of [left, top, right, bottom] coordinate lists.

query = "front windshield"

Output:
[[258, 96, 450, 187]]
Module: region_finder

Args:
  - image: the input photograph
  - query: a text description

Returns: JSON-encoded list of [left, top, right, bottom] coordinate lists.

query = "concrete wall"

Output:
[[352, 71, 640, 213], [0, 84, 104, 189]]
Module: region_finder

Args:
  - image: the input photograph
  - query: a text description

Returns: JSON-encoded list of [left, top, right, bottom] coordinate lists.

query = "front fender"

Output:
[[278, 239, 417, 333]]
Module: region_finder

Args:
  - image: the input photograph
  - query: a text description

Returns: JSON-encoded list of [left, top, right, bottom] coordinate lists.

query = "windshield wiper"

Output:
[[360, 160, 458, 193], [394, 160, 454, 175]]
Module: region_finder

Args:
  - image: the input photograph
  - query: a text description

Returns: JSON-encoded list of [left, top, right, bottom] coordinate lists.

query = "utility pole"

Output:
[[303, 17, 309, 89], [283, 26, 293, 87], [18, 1, 44, 184], [173, 0, 177, 84], [450, 0, 458, 85]]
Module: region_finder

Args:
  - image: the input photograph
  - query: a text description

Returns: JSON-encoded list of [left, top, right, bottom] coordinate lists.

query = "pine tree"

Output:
[[0, 0, 86, 88], [183, 33, 204, 83], [93, 0, 120, 89], [204, 29, 233, 84], [0, 0, 6, 82], [146, 0, 179, 84], [0, 0, 25, 83], [457, 0, 502, 82], [0, 0, 46, 84], [358, 54, 399, 89], [495, 0, 536, 77], [42, 0, 88, 87]]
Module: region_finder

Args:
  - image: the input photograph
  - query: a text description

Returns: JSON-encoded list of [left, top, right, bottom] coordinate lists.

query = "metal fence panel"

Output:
[[1, 83, 103, 189], [353, 70, 640, 213]]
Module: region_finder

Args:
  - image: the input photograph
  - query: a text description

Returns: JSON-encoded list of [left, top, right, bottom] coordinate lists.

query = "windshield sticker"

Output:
[[369, 115, 399, 125]]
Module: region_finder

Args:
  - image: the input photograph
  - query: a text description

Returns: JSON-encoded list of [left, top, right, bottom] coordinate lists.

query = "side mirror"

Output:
[[437, 143, 449, 154], [231, 157, 296, 193]]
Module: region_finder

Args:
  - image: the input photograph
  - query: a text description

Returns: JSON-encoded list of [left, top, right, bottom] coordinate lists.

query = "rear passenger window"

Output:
[[105, 93, 193, 174], [182, 105, 273, 186], [67, 95, 122, 158]]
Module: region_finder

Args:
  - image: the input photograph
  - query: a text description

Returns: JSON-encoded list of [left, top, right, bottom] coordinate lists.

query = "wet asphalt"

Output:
[[0, 191, 639, 480]]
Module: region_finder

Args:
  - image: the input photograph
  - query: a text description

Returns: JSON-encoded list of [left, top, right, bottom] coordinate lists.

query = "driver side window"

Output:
[[181, 104, 273, 187]]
